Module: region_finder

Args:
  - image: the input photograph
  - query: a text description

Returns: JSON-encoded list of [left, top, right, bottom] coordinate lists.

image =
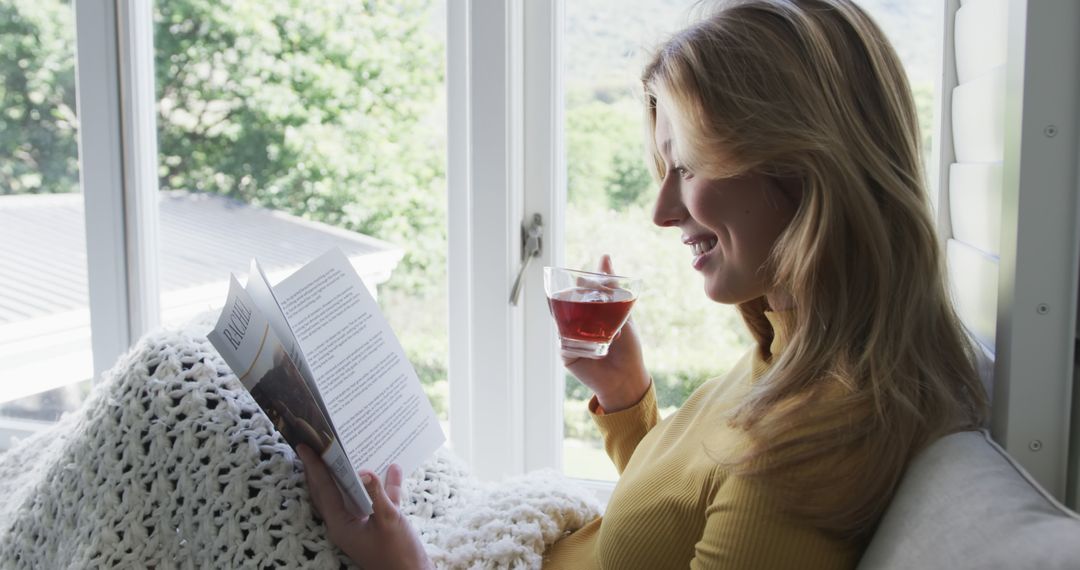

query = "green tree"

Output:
[[565, 96, 652, 211], [154, 0, 446, 292], [0, 0, 78, 195], [1, 0, 445, 293], [1, 0, 450, 415]]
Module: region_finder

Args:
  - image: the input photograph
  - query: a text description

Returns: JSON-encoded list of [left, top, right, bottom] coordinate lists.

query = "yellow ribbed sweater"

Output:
[[542, 312, 860, 569]]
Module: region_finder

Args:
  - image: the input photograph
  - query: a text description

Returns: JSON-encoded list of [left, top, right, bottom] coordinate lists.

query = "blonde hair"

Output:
[[643, 0, 988, 539]]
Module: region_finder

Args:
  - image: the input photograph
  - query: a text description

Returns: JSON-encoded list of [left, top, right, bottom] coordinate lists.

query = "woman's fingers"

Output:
[[385, 464, 404, 507], [298, 445, 350, 526], [360, 469, 396, 522], [599, 253, 613, 275]]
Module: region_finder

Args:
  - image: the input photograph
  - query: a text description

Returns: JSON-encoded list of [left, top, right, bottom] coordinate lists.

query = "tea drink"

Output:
[[547, 286, 635, 348], [543, 266, 641, 359]]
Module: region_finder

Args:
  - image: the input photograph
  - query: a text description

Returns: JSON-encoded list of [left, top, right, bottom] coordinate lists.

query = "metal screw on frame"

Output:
[[1029, 440, 1043, 452]]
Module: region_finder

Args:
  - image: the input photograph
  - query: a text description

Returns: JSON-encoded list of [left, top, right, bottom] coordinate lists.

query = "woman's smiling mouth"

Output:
[[684, 235, 719, 269]]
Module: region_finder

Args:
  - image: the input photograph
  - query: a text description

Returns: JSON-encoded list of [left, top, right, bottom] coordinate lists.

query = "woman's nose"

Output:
[[652, 176, 685, 228]]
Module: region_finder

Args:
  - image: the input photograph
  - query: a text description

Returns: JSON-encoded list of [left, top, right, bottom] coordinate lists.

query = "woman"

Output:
[[299, 0, 988, 567]]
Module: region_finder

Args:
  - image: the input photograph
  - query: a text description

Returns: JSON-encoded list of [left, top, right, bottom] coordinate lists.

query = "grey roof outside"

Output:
[[0, 190, 404, 407], [0, 190, 404, 324]]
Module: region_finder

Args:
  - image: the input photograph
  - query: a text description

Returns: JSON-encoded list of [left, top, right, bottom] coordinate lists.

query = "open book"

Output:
[[206, 248, 445, 516]]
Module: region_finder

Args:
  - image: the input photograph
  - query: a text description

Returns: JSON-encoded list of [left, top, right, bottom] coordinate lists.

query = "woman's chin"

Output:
[[703, 281, 738, 305], [703, 276, 759, 306]]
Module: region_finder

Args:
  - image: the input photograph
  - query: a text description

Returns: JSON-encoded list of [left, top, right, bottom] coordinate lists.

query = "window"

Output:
[[854, 0, 939, 172], [151, 0, 450, 429], [560, 0, 745, 481], [0, 0, 449, 447], [442, 0, 948, 485], [0, 0, 92, 443]]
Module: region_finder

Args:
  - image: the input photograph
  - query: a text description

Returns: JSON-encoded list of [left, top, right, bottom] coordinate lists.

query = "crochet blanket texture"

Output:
[[0, 326, 600, 569]]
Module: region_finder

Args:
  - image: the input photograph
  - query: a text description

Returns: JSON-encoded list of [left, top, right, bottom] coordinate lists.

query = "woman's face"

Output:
[[651, 103, 799, 305]]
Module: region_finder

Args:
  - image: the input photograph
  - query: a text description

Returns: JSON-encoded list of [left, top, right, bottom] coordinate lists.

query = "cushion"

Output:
[[858, 430, 1080, 569]]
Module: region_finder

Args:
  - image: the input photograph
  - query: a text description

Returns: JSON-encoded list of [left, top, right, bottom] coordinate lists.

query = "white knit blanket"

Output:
[[0, 326, 600, 569]]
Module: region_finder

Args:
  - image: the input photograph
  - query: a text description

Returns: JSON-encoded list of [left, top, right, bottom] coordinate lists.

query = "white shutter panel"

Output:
[[945, 0, 1007, 385], [948, 162, 1003, 256], [947, 240, 999, 350], [951, 66, 1006, 163], [954, 0, 1007, 84]]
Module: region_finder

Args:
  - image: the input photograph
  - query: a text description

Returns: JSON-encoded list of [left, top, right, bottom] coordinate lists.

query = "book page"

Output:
[[207, 276, 373, 516], [245, 259, 337, 431], [246, 258, 311, 381], [272, 248, 445, 478]]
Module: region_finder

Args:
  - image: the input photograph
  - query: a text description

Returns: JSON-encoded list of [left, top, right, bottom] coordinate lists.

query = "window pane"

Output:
[[561, 0, 940, 481], [0, 0, 92, 437], [152, 1, 449, 427], [853, 0, 939, 170], [562, 0, 724, 481]]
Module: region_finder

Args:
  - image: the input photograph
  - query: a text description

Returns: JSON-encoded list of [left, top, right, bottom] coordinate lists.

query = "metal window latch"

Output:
[[510, 213, 543, 306]]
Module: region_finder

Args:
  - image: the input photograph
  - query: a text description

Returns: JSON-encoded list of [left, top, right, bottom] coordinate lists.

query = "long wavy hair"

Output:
[[642, 0, 988, 539]]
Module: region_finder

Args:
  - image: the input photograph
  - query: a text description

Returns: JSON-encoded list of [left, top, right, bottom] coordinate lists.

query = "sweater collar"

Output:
[[764, 309, 791, 357]]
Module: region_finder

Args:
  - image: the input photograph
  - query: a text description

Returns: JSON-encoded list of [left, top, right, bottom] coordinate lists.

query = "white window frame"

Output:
[[994, 0, 1080, 503], [76, 0, 161, 379], [115, 0, 162, 341], [0, 0, 161, 448], [448, 0, 598, 488], [518, 0, 615, 503], [520, 0, 565, 474], [929, 0, 959, 240], [447, 0, 529, 480], [76, 0, 133, 377]]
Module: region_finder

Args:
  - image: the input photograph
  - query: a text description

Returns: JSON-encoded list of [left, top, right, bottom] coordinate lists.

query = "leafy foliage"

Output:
[[1, 0, 445, 294], [0, 0, 77, 194], [154, 0, 446, 293], [565, 98, 653, 211]]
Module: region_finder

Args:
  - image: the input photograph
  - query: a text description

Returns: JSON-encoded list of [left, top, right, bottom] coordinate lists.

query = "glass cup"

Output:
[[543, 266, 642, 359]]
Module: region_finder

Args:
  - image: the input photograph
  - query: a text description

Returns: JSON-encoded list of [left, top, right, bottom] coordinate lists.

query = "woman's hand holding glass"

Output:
[[559, 255, 651, 413]]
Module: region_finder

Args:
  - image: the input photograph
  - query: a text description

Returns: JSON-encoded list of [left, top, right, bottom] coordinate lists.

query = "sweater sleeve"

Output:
[[690, 475, 857, 570], [588, 381, 659, 474]]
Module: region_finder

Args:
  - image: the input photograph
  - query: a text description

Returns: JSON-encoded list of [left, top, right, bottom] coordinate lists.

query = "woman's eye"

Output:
[[675, 165, 691, 179]]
